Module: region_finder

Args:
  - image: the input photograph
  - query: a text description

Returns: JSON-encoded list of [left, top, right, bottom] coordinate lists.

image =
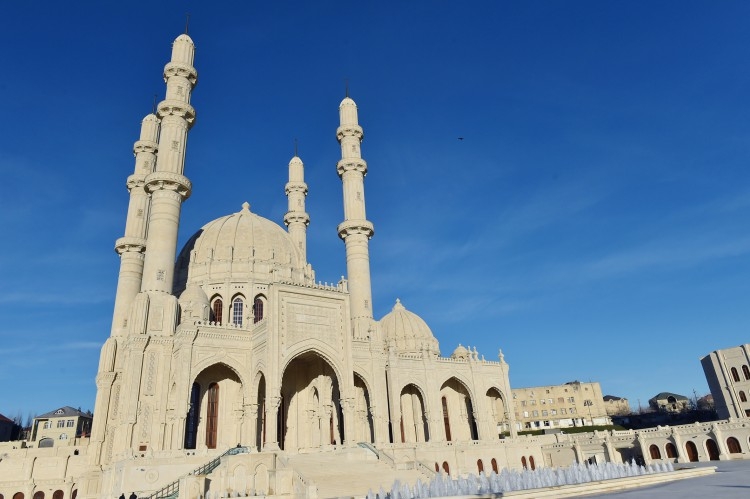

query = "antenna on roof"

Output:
[[185, 13, 191, 35]]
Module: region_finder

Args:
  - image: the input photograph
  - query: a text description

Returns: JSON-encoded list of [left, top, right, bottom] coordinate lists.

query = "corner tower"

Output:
[[337, 96, 375, 339]]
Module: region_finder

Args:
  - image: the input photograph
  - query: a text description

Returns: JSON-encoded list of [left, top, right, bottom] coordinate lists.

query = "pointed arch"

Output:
[[666, 442, 678, 459], [440, 377, 478, 441], [211, 295, 223, 323], [231, 294, 245, 326], [253, 294, 266, 323], [727, 437, 741, 454], [706, 439, 720, 460], [649, 444, 661, 459], [685, 441, 698, 462], [353, 372, 374, 443], [399, 383, 429, 443]]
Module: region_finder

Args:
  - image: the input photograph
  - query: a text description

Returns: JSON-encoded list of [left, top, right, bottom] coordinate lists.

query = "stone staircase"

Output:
[[285, 447, 431, 498]]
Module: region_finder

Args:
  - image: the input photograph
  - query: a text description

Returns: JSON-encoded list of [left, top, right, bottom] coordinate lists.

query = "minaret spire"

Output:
[[336, 95, 375, 339], [110, 113, 159, 335], [140, 33, 197, 294], [284, 148, 309, 263]]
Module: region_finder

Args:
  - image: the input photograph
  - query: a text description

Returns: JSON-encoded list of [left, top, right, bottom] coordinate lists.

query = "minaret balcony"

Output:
[[163, 61, 198, 85], [284, 212, 310, 226], [157, 99, 196, 126], [144, 172, 192, 199], [115, 236, 146, 254], [336, 158, 368, 176], [336, 125, 364, 141], [284, 181, 308, 195], [337, 219, 374, 239]]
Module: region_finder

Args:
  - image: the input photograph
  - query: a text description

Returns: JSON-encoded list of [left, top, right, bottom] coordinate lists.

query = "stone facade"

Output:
[[702, 345, 750, 419]]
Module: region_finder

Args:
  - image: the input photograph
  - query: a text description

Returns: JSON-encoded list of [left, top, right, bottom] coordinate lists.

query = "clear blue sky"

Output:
[[1, 1, 748, 419]]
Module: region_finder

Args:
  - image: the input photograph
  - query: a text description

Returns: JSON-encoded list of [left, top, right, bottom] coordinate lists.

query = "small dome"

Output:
[[179, 283, 209, 322], [451, 344, 470, 360], [339, 96, 356, 107], [379, 299, 440, 355], [174, 202, 308, 290]]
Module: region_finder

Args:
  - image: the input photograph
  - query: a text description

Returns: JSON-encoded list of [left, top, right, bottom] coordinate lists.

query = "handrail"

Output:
[[144, 447, 250, 499], [356, 442, 395, 468]]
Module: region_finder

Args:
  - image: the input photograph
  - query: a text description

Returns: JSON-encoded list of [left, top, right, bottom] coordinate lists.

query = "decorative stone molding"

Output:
[[115, 236, 147, 254], [337, 219, 374, 239], [336, 158, 368, 177], [157, 99, 196, 127], [284, 211, 310, 226], [133, 139, 158, 155], [126, 175, 147, 192], [284, 181, 308, 195], [336, 125, 364, 141], [145, 171, 192, 199], [163, 61, 198, 85]]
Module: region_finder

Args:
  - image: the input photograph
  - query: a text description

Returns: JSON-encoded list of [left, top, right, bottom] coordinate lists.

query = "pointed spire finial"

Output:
[[294, 138, 298, 157], [152, 94, 158, 115], [345, 78, 349, 98], [185, 13, 191, 35]]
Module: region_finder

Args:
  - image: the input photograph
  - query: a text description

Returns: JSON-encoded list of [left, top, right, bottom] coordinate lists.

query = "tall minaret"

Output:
[[337, 96, 375, 338], [284, 153, 310, 262], [140, 34, 197, 294], [111, 113, 159, 335]]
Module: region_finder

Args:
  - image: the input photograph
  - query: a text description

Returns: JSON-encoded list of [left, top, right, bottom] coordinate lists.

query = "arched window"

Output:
[[33, 493, 44, 499], [732, 367, 740, 382], [491, 458, 498, 473], [71, 490, 77, 499], [434, 462, 439, 472], [649, 444, 661, 459], [206, 382, 219, 449], [666, 443, 678, 458], [442, 461, 450, 474], [211, 298, 223, 323], [529, 456, 536, 470], [477, 459, 484, 473], [232, 297, 244, 326], [52, 490, 64, 499], [740, 391, 747, 403], [253, 296, 264, 323], [727, 437, 741, 454], [521, 456, 527, 469], [13, 493, 24, 499], [744, 365, 750, 380], [39, 438, 53, 448]]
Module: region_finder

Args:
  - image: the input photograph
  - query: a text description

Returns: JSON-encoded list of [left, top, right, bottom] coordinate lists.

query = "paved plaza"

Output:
[[585, 460, 750, 498]]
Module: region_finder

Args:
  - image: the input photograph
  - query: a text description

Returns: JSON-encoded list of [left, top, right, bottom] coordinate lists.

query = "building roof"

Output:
[[0, 413, 14, 424], [603, 395, 627, 401], [649, 392, 689, 402], [36, 406, 91, 418]]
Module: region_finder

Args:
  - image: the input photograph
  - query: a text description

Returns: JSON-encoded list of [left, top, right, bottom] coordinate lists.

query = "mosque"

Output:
[[3, 30, 749, 499], [86, 31, 520, 496]]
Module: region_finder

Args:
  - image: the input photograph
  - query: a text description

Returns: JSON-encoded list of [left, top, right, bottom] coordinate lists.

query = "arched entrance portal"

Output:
[[685, 441, 699, 462], [184, 363, 243, 450], [706, 439, 720, 461], [486, 388, 507, 437], [400, 384, 429, 443], [353, 374, 374, 443], [280, 352, 343, 450], [440, 378, 478, 441]]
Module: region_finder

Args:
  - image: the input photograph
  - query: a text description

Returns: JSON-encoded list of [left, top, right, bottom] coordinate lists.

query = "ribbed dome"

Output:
[[174, 202, 308, 289], [379, 299, 440, 355]]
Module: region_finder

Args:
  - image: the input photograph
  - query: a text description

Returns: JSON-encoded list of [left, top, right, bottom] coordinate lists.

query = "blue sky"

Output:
[[1, 1, 749, 419]]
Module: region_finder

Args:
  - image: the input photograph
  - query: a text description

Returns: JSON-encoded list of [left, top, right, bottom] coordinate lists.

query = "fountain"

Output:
[[371, 461, 675, 498]]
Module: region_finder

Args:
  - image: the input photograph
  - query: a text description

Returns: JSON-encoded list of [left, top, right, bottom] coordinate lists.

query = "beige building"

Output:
[[513, 381, 611, 430], [702, 345, 750, 419], [648, 392, 690, 413], [29, 407, 93, 448], [603, 395, 631, 416]]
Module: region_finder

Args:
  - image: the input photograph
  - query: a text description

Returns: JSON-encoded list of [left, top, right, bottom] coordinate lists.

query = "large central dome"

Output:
[[174, 202, 310, 290]]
